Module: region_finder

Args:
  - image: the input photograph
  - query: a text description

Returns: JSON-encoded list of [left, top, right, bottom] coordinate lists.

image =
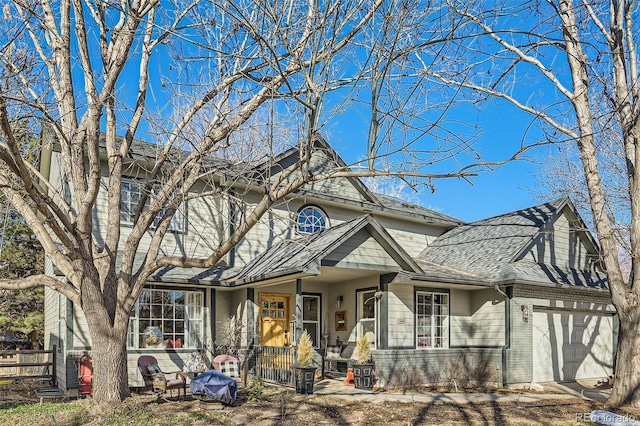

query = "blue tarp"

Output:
[[190, 370, 237, 405]]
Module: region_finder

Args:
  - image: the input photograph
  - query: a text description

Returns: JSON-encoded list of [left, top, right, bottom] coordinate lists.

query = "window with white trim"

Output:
[[120, 179, 186, 232], [120, 180, 141, 222], [127, 289, 203, 349], [153, 192, 187, 233], [302, 295, 320, 347], [357, 289, 376, 348], [297, 205, 328, 234], [416, 291, 449, 349]]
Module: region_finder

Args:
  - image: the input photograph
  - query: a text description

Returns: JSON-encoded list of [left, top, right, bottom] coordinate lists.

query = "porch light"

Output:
[[335, 295, 343, 308], [521, 305, 530, 323]]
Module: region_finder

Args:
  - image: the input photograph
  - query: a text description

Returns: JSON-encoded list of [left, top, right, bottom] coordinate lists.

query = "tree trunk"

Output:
[[608, 305, 640, 407], [88, 323, 131, 402]]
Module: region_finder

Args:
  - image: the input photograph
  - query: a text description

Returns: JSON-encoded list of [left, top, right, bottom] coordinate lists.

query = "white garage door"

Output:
[[532, 309, 615, 382]]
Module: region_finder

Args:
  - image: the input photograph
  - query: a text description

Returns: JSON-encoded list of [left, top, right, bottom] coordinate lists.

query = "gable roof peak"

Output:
[[467, 197, 568, 227]]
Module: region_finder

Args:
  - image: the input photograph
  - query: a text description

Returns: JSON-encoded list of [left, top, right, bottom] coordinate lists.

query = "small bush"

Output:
[[355, 334, 371, 364], [297, 330, 314, 367], [246, 376, 266, 402]]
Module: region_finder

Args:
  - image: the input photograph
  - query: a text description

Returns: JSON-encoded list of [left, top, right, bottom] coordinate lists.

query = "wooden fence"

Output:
[[255, 346, 296, 387], [0, 346, 57, 386]]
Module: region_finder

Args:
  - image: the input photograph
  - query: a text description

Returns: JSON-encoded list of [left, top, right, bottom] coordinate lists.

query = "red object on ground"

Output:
[[74, 353, 93, 397], [344, 368, 354, 386]]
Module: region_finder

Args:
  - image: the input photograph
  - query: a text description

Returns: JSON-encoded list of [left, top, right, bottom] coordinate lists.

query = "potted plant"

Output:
[[352, 334, 374, 389], [295, 330, 316, 394]]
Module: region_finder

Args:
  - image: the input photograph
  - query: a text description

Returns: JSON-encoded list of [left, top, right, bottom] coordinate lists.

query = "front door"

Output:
[[259, 293, 290, 346]]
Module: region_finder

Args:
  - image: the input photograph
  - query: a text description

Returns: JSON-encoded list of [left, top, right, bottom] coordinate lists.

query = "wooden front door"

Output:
[[259, 293, 290, 346]]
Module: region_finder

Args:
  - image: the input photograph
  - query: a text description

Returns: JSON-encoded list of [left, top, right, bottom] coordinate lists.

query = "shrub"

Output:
[[246, 376, 266, 402], [355, 334, 371, 364], [297, 330, 314, 367]]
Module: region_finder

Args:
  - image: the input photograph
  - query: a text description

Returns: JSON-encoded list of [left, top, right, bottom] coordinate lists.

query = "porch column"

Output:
[[247, 288, 256, 349], [378, 273, 396, 350], [295, 279, 303, 346], [210, 289, 216, 347]]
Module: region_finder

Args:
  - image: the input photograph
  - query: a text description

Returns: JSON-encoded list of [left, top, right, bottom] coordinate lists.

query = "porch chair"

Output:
[[323, 343, 355, 375], [212, 354, 243, 387], [137, 355, 186, 400]]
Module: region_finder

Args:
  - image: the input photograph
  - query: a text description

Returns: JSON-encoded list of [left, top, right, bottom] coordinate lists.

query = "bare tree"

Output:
[[0, 1, 492, 402], [534, 140, 632, 276], [429, 0, 640, 406]]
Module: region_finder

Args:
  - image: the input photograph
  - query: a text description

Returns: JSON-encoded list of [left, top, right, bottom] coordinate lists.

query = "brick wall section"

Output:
[[506, 294, 532, 384], [506, 285, 614, 384], [372, 348, 502, 388], [513, 286, 613, 308]]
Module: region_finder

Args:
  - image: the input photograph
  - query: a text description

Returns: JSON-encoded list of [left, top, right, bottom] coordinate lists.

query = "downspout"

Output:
[[495, 285, 510, 388]]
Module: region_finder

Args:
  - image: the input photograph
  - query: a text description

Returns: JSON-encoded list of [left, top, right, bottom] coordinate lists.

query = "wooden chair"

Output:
[[137, 355, 186, 399]]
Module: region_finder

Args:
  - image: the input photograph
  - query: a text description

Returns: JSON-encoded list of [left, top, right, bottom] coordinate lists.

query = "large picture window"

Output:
[[128, 289, 203, 349], [416, 291, 449, 349]]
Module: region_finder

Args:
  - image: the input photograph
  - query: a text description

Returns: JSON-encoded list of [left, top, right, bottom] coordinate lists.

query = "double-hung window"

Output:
[[128, 289, 204, 349], [357, 289, 376, 348], [416, 291, 449, 349], [302, 295, 320, 347], [120, 180, 142, 222], [120, 179, 186, 232], [153, 194, 186, 233]]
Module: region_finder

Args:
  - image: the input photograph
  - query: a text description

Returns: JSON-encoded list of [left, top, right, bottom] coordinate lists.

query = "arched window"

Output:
[[297, 205, 328, 234]]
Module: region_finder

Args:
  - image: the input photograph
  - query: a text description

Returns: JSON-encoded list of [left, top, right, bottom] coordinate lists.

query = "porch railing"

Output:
[[256, 346, 296, 387]]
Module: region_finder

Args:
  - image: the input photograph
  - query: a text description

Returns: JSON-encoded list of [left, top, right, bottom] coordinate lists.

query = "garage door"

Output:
[[532, 309, 615, 382]]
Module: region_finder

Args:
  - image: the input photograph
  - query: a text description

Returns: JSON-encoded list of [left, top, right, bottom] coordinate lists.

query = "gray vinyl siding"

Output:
[[324, 229, 400, 270], [44, 287, 65, 389], [449, 288, 504, 347], [70, 304, 91, 349], [448, 289, 470, 344], [49, 151, 228, 262], [386, 285, 414, 348], [523, 209, 595, 270], [387, 285, 504, 349], [93, 175, 225, 259], [465, 289, 505, 347], [377, 217, 442, 258], [273, 150, 370, 203], [232, 200, 299, 267]]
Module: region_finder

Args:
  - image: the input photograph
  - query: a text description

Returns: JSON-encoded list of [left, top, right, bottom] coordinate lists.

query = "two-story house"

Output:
[[43, 136, 616, 394]]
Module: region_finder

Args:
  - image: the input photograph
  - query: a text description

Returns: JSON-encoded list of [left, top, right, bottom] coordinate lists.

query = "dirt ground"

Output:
[[2, 380, 639, 425], [104, 390, 635, 425]]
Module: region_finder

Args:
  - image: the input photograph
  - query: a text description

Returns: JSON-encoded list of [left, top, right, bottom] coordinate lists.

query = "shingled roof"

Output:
[[416, 198, 608, 290]]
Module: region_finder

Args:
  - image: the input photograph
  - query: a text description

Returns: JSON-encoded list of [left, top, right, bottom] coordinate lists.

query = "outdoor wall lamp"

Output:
[[335, 295, 343, 308], [521, 305, 530, 323]]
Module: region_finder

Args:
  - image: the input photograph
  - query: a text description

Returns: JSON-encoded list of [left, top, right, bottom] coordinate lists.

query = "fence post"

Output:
[[16, 347, 21, 377], [52, 345, 57, 387]]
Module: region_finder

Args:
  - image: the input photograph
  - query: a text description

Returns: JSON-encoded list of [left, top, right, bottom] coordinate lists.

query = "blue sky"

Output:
[[420, 102, 549, 223], [330, 98, 552, 223]]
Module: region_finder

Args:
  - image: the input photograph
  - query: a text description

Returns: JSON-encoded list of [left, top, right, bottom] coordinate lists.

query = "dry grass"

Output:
[[1, 380, 639, 425]]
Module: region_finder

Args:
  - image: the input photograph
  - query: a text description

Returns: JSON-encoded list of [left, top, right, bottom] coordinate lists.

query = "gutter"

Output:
[[495, 285, 511, 388]]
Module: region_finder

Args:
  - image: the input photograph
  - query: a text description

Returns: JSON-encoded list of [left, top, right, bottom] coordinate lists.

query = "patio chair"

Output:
[[137, 355, 186, 400], [212, 354, 243, 387]]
